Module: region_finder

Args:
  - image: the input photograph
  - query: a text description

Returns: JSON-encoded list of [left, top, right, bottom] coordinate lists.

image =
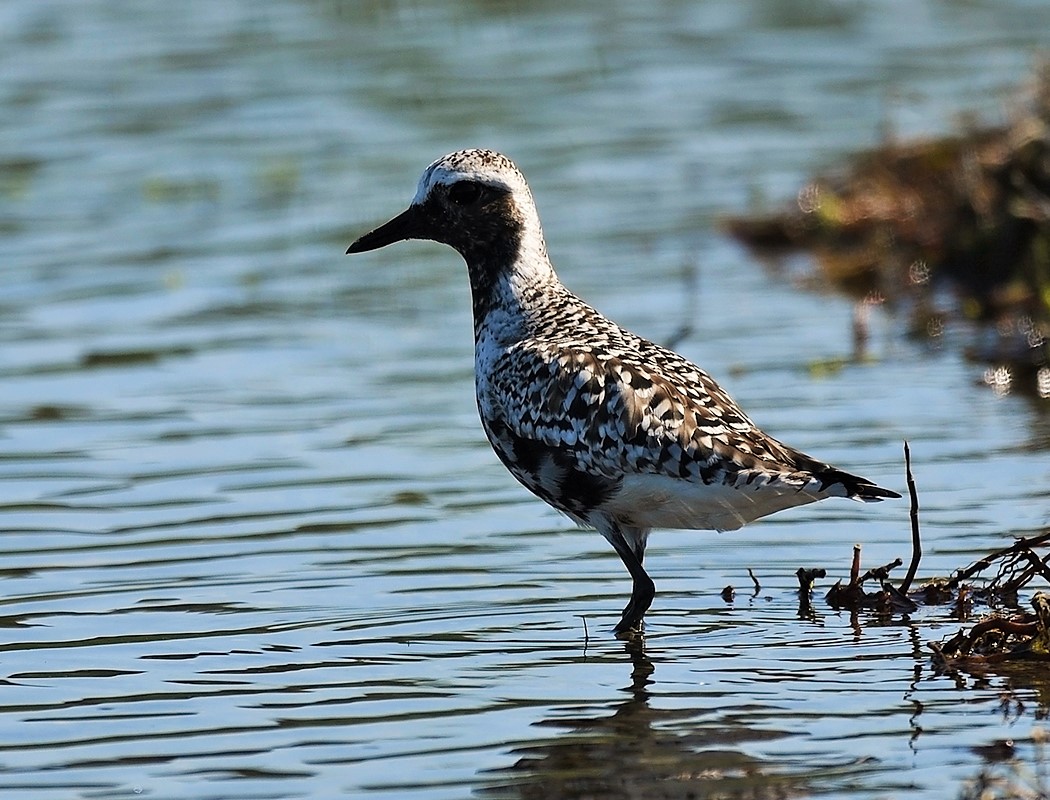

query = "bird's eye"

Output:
[[448, 181, 483, 206]]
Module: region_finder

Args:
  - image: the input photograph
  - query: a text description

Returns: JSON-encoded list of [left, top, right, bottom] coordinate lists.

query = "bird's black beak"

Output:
[[346, 205, 424, 254]]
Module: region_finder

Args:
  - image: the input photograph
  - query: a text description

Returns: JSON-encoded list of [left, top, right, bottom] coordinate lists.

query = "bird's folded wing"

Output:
[[488, 340, 794, 483]]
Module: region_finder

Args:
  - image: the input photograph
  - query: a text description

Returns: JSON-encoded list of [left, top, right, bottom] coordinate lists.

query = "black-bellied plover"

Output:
[[347, 149, 900, 635]]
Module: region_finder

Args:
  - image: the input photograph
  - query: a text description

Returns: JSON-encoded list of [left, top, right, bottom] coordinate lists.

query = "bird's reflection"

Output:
[[478, 638, 807, 800]]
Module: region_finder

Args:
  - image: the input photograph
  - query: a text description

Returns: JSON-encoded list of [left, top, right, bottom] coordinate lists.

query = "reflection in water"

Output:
[[480, 640, 808, 800], [958, 724, 1050, 800]]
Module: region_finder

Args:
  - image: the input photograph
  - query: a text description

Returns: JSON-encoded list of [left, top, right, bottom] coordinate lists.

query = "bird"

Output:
[[347, 148, 900, 636]]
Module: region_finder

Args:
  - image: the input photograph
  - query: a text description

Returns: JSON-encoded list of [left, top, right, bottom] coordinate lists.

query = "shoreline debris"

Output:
[[724, 62, 1050, 398], [788, 442, 1050, 668]]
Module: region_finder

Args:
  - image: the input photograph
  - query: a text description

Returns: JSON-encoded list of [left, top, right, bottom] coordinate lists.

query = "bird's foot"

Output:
[[613, 623, 644, 640], [613, 606, 646, 638]]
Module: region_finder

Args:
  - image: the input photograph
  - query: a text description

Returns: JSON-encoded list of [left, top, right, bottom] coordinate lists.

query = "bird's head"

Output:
[[346, 149, 543, 265]]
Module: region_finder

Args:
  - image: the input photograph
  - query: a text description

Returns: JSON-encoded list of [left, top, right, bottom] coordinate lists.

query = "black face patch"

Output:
[[418, 186, 523, 323], [447, 181, 484, 207], [429, 184, 519, 254]]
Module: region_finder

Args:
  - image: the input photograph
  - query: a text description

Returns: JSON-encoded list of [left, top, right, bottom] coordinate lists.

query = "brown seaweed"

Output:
[[724, 63, 1050, 398]]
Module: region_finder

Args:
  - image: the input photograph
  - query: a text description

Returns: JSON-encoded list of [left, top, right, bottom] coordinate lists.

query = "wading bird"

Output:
[[347, 149, 899, 635]]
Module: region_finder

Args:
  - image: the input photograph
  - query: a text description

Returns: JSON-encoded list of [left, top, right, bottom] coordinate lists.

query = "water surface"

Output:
[[2, 1, 1050, 798]]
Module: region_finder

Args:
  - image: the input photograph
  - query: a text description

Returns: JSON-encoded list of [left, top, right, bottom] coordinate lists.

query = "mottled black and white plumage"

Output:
[[347, 148, 900, 635]]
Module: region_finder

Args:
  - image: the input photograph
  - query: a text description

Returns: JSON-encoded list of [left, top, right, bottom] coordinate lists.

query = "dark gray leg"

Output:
[[604, 524, 655, 635]]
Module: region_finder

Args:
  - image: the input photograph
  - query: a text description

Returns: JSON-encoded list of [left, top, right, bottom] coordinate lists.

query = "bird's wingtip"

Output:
[[815, 466, 901, 502], [854, 484, 903, 502]]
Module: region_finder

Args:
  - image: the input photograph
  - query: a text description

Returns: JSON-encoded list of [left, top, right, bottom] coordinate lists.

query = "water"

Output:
[[2, 1, 1050, 798]]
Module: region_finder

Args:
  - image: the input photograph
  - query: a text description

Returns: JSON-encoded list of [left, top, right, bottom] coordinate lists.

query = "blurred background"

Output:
[[2, 1, 1049, 799]]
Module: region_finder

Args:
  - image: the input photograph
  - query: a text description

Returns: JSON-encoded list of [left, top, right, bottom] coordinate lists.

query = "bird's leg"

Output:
[[615, 563, 655, 635], [605, 526, 655, 635]]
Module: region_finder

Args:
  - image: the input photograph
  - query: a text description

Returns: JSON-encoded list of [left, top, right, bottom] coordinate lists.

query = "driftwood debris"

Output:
[[788, 442, 1050, 668], [931, 592, 1050, 667]]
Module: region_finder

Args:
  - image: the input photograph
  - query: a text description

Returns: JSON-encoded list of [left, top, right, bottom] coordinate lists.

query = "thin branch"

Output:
[[859, 557, 903, 584], [747, 568, 761, 592], [849, 544, 862, 588], [950, 531, 1050, 588], [900, 441, 922, 595]]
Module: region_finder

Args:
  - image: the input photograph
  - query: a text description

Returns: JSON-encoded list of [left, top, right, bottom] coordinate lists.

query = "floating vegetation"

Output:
[[933, 592, 1050, 667], [724, 63, 1050, 399], [786, 443, 1050, 669]]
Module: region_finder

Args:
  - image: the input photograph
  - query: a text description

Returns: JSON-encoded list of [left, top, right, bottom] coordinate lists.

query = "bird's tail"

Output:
[[813, 466, 901, 502]]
